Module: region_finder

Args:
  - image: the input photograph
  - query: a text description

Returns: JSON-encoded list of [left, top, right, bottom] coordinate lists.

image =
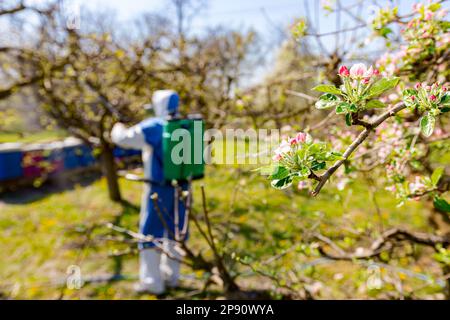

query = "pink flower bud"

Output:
[[289, 137, 298, 146], [295, 132, 307, 144], [443, 87, 447, 92], [429, 95, 437, 102], [339, 65, 350, 77], [414, 83, 422, 90], [373, 69, 380, 76], [424, 10, 434, 21], [350, 63, 367, 78], [273, 154, 282, 162], [362, 78, 370, 84], [411, 95, 416, 101]]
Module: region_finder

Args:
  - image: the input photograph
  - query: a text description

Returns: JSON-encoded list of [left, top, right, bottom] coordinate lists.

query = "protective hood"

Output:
[[147, 90, 180, 119]]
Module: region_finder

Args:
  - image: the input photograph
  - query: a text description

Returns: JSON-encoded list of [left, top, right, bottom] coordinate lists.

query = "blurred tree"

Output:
[[31, 10, 169, 201]]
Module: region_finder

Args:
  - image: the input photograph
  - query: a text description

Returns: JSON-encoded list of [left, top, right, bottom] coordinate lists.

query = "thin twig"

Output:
[[312, 103, 407, 196]]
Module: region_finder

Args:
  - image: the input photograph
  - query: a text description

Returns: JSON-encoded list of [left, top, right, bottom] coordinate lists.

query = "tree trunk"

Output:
[[100, 143, 122, 202]]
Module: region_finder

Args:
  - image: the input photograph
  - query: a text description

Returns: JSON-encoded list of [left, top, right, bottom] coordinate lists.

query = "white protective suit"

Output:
[[111, 90, 183, 294]]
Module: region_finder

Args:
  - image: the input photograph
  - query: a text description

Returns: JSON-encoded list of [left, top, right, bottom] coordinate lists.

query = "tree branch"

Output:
[[316, 228, 450, 261], [311, 103, 407, 196]]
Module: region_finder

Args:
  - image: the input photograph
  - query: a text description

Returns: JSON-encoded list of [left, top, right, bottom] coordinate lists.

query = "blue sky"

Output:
[[82, 0, 312, 33], [71, 0, 447, 50], [76, 0, 430, 34], [66, 0, 447, 80]]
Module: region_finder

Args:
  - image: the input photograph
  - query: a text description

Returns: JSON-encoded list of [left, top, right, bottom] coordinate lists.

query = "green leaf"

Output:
[[428, 3, 441, 11], [378, 27, 393, 38], [420, 114, 435, 137], [345, 113, 352, 126], [403, 89, 418, 96], [312, 85, 341, 95], [315, 93, 339, 109], [367, 77, 400, 98], [431, 167, 444, 187], [440, 93, 450, 107], [335, 102, 350, 114], [366, 100, 386, 109], [434, 196, 450, 213], [326, 151, 345, 161], [269, 166, 290, 180], [348, 104, 358, 112], [311, 161, 326, 171], [271, 176, 293, 190], [298, 166, 311, 178]]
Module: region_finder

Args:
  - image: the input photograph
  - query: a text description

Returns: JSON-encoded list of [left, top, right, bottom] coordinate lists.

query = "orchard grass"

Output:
[[0, 130, 67, 144], [0, 139, 447, 299]]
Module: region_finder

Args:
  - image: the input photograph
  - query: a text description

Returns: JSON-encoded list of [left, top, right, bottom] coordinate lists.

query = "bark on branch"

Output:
[[311, 103, 407, 196], [316, 228, 450, 261]]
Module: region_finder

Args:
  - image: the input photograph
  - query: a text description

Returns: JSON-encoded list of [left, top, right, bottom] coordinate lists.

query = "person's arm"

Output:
[[111, 122, 146, 150]]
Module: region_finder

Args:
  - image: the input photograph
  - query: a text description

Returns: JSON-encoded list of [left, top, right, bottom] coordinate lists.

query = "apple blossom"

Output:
[[273, 154, 282, 162], [350, 63, 367, 79], [274, 140, 291, 156], [424, 10, 434, 20], [339, 65, 350, 77], [266, 133, 343, 190]]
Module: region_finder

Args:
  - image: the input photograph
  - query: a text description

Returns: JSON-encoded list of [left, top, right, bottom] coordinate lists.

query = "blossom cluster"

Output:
[[375, 1, 449, 79], [403, 82, 449, 136], [385, 167, 445, 206], [267, 132, 343, 190], [313, 63, 399, 125]]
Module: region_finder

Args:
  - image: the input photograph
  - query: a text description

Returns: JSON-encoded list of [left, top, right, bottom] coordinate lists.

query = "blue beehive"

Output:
[[114, 146, 141, 159], [0, 143, 24, 181], [46, 142, 65, 174], [78, 145, 96, 167], [62, 138, 83, 170], [128, 149, 142, 157], [113, 147, 127, 159]]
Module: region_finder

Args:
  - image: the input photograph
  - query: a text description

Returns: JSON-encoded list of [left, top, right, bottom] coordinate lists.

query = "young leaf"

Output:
[[440, 93, 450, 107], [431, 167, 444, 187], [348, 104, 358, 112], [269, 166, 290, 180], [366, 100, 386, 109], [326, 151, 345, 161], [299, 166, 311, 177], [271, 176, 293, 190], [434, 196, 450, 213], [315, 93, 339, 109], [420, 114, 435, 137], [345, 113, 352, 126], [312, 85, 341, 95], [311, 161, 326, 171], [335, 102, 350, 114], [367, 77, 400, 98]]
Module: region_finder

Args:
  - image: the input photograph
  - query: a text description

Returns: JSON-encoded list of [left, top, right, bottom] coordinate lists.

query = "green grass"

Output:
[[0, 130, 67, 144], [0, 137, 447, 299]]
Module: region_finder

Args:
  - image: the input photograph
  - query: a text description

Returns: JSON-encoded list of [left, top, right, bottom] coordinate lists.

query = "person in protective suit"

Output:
[[111, 90, 188, 294]]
